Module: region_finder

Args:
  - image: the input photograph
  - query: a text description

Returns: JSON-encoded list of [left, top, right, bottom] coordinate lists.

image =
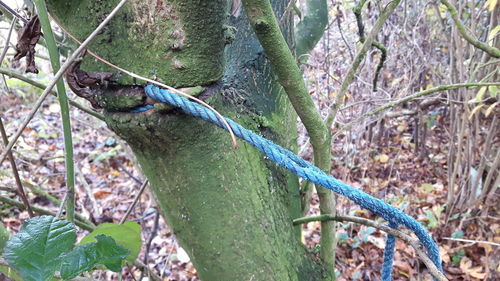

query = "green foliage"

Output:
[[60, 234, 129, 279], [425, 210, 439, 228], [3, 216, 77, 281], [451, 229, 464, 239], [451, 249, 465, 264], [88, 145, 122, 163], [0, 222, 9, 253], [0, 265, 22, 281], [2, 216, 134, 280], [79, 221, 142, 262]]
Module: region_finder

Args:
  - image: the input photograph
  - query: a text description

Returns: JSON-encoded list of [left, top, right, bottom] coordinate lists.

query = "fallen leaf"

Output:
[[93, 189, 112, 199], [439, 246, 450, 263], [378, 154, 390, 163]]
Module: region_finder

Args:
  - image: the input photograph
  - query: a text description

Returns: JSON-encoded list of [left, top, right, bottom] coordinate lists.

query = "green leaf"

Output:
[[60, 235, 129, 279], [3, 216, 76, 281], [421, 183, 434, 192], [80, 222, 141, 262], [425, 210, 439, 228], [468, 87, 487, 103], [94, 235, 129, 271], [489, 86, 499, 98], [451, 229, 464, 239], [60, 243, 98, 280]]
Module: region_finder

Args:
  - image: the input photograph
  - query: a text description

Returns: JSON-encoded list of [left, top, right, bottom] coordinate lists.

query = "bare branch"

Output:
[[293, 214, 448, 281]]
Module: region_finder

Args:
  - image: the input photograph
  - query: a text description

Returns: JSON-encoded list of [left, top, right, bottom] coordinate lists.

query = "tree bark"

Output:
[[47, 0, 326, 280]]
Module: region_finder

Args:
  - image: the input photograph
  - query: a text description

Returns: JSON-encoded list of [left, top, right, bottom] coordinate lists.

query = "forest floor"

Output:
[[0, 77, 498, 281]]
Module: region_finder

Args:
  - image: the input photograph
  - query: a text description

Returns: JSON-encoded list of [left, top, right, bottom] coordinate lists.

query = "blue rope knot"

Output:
[[136, 84, 443, 280]]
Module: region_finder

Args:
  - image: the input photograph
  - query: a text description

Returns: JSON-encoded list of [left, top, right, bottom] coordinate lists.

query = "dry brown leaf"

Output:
[[12, 16, 41, 74]]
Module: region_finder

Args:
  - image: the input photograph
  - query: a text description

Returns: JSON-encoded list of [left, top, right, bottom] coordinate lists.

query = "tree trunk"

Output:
[[47, 0, 326, 279]]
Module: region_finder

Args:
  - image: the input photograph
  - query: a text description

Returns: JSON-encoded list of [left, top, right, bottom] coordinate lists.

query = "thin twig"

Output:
[[440, 0, 500, 58], [75, 164, 101, 217], [120, 180, 149, 224], [279, 0, 298, 24], [0, 18, 16, 64], [117, 161, 143, 186], [336, 15, 354, 61], [0, 0, 28, 24], [139, 208, 160, 281], [326, 0, 402, 129], [134, 260, 162, 281], [0, 117, 34, 217], [353, 0, 387, 92], [56, 192, 68, 218], [442, 237, 500, 247], [50, 15, 238, 149], [0, 0, 129, 166], [0, 194, 94, 231], [333, 82, 500, 139], [0, 17, 33, 218], [14, 180, 95, 226], [0, 67, 104, 120], [293, 214, 448, 281]]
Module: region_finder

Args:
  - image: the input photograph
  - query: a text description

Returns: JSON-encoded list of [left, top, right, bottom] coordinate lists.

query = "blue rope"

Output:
[[136, 85, 443, 280], [381, 222, 398, 280]]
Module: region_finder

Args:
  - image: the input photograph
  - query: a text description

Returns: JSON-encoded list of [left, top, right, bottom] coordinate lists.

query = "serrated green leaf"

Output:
[[60, 235, 128, 279], [80, 222, 141, 262], [94, 235, 129, 272], [60, 243, 98, 280], [3, 216, 76, 281]]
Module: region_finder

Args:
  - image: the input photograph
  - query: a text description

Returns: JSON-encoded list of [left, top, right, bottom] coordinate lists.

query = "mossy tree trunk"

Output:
[[47, 0, 327, 279]]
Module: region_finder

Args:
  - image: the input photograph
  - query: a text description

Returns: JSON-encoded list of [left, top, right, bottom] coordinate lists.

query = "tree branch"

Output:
[[0, 118, 34, 217], [0, 195, 94, 231], [0, 182, 95, 227], [326, 0, 401, 129], [353, 0, 388, 92], [293, 214, 449, 281], [0, 67, 104, 120], [440, 0, 500, 58], [333, 82, 500, 139], [241, 0, 336, 276], [34, 0, 76, 222], [0, 17, 34, 218]]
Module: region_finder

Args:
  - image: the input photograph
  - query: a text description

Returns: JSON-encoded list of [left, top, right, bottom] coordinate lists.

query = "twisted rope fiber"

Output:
[[138, 85, 443, 279], [381, 222, 398, 280]]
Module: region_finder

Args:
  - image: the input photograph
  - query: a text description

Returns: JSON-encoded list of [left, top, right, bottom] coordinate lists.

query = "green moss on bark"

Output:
[[47, 0, 227, 86], [49, 0, 328, 279], [105, 94, 323, 280]]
